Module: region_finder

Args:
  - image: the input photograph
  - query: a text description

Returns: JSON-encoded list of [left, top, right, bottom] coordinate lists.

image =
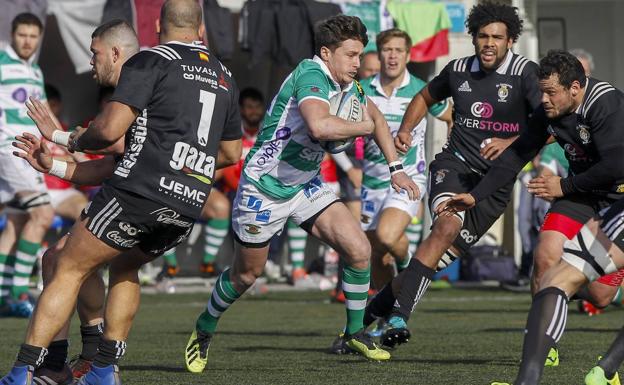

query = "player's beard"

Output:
[[97, 61, 115, 87]]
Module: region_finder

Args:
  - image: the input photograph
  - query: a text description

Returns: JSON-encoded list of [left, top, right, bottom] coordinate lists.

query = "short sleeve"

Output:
[[110, 51, 164, 111], [428, 99, 448, 117], [221, 78, 242, 141], [295, 67, 331, 105], [427, 61, 453, 101]]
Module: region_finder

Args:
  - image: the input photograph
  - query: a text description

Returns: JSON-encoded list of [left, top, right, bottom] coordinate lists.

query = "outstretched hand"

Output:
[[434, 193, 476, 216], [394, 130, 412, 155], [390, 171, 420, 201], [12, 132, 53, 173], [527, 175, 563, 200], [25, 97, 61, 142]]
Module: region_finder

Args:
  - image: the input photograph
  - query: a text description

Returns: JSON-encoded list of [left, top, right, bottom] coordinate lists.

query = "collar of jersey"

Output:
[[574, 78, 590, 114], [312, 55, 352, 92], [164, 40, 208, 49], [469, 49, 513, 74], [5, 44, 36, 66], [370, 70, 410, 97]]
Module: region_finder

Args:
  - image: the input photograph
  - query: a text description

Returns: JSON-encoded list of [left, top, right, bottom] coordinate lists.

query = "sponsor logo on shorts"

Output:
[[150, 207, 193, 227], [363, 200, 375, 213], [119, 222, 141, 236], [255, 210, 271, 223], [115, 109, 148, 178], [360, 214, 371, 224], [459, 229, 477, 244], [244, 224, 261, 235], [303, 178, 323, 199], [246, 196, 263, 211], [434, 169, 448, 185], [106, 231, 140, 248]]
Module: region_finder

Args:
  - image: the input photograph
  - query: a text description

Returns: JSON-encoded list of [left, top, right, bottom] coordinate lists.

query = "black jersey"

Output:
[[428, 52, 541, 174], [107, 41, 242, 219], [471, 78, 624, 202]]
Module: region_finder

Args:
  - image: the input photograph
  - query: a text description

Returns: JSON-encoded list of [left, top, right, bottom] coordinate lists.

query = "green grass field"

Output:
[[1, 288, 622, 384]]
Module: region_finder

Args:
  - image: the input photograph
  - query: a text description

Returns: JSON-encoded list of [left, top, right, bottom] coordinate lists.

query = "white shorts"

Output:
[[360, 175, 426, 232], [231, 174, 339, 244], [49, 188, 82, 209], [0, 147, 48, 204]]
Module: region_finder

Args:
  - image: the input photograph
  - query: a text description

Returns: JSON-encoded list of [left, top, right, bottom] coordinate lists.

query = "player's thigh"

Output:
[[201, 188, 230, 220], [306, 201, 369, 263], [56, 218, 123, 276], [375, 207, 412, 245], [452, 178, 514, 255]]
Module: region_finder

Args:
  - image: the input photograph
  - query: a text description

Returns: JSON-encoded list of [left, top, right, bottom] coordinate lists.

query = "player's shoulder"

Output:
[[507, 53, 537, 77], [580, 78, 622, 120], [447, 55, 475, 73]]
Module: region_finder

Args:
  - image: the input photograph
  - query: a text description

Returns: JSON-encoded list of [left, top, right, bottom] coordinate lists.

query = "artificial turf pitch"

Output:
[[1, 288, 622, 384]]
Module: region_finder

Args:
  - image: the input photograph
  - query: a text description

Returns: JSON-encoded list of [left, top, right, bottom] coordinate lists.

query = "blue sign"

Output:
[[445, 3, 465, 33], [246, 196, 262, 211]]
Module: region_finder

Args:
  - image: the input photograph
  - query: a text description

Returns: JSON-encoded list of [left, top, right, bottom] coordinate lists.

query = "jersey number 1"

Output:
[[198, 90, 216, 146]]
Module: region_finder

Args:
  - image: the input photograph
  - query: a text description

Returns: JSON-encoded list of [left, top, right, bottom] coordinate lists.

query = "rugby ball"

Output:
[[321, 91, 363, 154]]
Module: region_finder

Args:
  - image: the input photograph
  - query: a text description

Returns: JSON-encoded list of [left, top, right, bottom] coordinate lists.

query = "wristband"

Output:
[[52, 130, 71, 147], [48, 159, 68, 179], [388, 161, 404, 176]]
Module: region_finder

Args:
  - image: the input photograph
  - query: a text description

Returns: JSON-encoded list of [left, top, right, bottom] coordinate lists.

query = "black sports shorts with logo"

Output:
[[427, 151, 514, 255], [82, 186, 195, 256], [599, 198, 624, 252]]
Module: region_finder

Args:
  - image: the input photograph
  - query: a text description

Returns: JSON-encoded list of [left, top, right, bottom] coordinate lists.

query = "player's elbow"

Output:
[[220, 141, 242, 167]]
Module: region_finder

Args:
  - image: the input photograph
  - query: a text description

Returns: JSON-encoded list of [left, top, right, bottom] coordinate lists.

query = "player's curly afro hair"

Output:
[[465, 1, 523, 43]]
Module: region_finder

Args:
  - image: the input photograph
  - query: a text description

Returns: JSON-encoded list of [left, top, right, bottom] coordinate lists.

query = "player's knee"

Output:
[[375, 227, 398, 252], [430, 218, 460, 243], [347, 237, 371, 267], [232, 268, 262, 290], [533, 244, 561, 277], [212, 199, 230, 219], [29, 204, 55, 228], [41, 247, 61, 282]]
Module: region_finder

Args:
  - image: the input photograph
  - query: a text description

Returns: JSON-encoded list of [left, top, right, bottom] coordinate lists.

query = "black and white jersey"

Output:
[[471, 78, 624, 202], [107, 41, 241, 219], [527, 78, 624, 199], [428, 52, 541, 174]]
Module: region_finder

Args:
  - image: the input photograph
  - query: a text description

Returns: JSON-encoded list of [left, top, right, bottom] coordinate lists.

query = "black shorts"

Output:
[[82, 186, 195, 256], [541, 194, 614, 238], [427, 151, 514, 255], [599, 198, 624, 252]]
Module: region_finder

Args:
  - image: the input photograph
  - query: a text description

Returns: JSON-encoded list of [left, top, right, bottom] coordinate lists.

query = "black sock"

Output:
[[93, 338, 126, 368], [363, 284, 395, 326], [515, 287, 568, 385], [599, 326, 624, 379], [40, 340, 68, 371], [15, 343, 48, 368], [391, 258, 434, 321], [80, 323, 103, 361]]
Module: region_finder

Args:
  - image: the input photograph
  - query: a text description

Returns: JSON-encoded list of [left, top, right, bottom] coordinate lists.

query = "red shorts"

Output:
[[540, 212, 583, 239], [597, 269, 624, 287]]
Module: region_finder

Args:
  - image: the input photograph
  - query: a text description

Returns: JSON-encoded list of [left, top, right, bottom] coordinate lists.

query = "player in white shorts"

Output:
[[185, 16, 419, 372], [0, 13, 56, 312], [359, 29, 452, 289]]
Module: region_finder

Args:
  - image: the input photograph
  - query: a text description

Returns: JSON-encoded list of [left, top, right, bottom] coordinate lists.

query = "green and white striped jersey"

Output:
[[0, 45, 46, 148], [359, 72, 447, 189], [244, 55, 366, 199]]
